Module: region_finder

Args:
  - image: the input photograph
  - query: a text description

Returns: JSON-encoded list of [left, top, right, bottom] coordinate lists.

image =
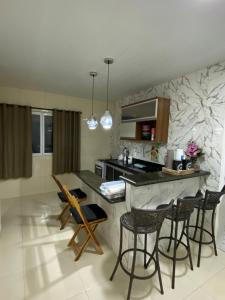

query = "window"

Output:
[[32, 110, 53, 155]]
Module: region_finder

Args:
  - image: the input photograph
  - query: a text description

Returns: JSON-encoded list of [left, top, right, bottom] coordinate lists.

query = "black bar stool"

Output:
[[188, 186, 225, 267], [110, 200, 174, 300], [157, 196, 199, 289]]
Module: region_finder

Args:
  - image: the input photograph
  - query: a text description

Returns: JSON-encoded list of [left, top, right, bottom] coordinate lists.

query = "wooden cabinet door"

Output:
[[155, 98, 170, 143]]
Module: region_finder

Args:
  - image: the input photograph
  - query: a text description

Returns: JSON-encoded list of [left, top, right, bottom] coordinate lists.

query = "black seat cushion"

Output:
[[70, 204, 107, 224], [57, 188, 87, 202]]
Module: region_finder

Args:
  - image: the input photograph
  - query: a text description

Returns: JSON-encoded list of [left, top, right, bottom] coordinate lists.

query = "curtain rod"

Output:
[[31, 106, 82, 114], [32, 106, 82, 114], [0, 103, 82, 114]]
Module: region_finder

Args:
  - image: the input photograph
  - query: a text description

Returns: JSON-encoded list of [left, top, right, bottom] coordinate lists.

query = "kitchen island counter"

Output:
[[120, 170, 210, 186], [74, 169, 210, 262], [74, 170, 125, 204]]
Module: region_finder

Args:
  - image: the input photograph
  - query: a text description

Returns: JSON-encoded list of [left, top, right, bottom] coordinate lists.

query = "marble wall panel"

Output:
[[112, 61, 225, 251], [112, 61, 225, 192]]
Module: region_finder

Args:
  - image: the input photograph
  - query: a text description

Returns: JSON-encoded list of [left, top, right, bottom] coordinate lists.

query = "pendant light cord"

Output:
[[106, 62, 110, 110], [91, 74, 95, 115]]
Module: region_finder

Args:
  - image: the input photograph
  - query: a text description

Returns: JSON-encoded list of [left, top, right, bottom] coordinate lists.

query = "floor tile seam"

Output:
[[75, 266, 102, 293], [83, 277, 112, 293], [64, 289, 89, 300], [181, 264, 225, 300], [182, 286, 217, 300], [83, 277, 126, 297], [196, 263, 225, 298]]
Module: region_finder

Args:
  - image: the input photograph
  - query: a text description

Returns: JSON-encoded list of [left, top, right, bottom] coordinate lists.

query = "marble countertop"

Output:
[[120, 170, 210, 186], [104, 159, 140, 174], [104, 159, 163, 174], [74, 170, 125, 204]]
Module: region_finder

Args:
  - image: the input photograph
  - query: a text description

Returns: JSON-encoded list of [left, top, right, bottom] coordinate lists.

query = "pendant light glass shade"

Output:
[[100, 58, 114, 130], [87, 72, 98, 130], [87, 116, 98, 130], [100, 110, 113, 130]]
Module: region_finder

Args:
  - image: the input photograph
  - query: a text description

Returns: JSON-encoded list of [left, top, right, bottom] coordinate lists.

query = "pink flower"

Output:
[[185, 141, 202, 158]]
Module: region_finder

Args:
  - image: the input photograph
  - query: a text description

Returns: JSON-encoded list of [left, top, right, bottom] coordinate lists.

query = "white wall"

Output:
[[0, 86, 114, 199]]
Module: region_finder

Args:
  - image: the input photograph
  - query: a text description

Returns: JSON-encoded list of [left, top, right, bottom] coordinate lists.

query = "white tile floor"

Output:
[[1, 192, 225, 300]]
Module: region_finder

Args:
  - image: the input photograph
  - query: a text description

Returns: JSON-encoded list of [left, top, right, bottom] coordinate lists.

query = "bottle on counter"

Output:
[[181, 155, 186, 170], [151, 128, 156, 141], [165, 149, 174, 169]]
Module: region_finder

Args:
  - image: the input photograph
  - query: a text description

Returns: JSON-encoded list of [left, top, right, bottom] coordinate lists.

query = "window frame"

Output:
[[32, 109, 53, 156]]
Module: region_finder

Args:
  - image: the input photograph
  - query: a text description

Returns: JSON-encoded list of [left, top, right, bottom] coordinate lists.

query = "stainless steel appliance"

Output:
[[95, 160, 106, 179]]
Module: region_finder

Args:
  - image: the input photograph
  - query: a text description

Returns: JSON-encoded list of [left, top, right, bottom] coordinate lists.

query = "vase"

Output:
[[191, 157, 200, 171]]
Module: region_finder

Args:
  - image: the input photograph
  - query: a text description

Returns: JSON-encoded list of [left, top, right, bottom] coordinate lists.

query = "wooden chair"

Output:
[[62, 185, 107, 261], [52, 175, 87, 230]]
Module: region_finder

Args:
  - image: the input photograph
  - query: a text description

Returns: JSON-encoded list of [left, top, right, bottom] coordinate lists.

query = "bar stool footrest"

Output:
[[120, 248, 157, 280], [158, 237, 189, 261], [184, 226, 213, 245]]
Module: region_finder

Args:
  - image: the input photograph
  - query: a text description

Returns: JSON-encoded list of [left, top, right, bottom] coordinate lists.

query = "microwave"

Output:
[[95, 161, 106, 179]]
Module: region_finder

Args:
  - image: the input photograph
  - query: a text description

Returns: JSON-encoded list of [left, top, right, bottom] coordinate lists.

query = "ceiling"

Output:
[[1, 0, 225, 101]]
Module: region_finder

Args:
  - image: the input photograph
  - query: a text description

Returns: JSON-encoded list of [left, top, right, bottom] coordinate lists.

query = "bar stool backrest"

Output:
[[131, 200, 174, 233], [220, 185, 225, 194], [204, 188, 225, 209], [176, 197, 198, 220]]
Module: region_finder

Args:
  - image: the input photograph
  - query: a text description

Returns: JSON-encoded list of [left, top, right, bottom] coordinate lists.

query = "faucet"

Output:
[[122, 147, 129, 165]]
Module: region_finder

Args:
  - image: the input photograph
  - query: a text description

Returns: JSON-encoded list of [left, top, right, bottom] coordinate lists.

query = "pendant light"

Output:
[[100, 58, 114, 130], [87, 72, 98, 130]]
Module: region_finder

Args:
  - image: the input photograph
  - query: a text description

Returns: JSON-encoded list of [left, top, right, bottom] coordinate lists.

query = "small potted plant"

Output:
[[185, 141, 203, 170]]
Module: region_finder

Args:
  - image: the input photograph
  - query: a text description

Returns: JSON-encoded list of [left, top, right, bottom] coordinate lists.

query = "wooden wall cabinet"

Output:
[[120, 97, 170, 144]]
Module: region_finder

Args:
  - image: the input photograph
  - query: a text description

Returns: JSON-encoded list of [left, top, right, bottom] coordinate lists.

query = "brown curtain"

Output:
[[0, 103, 32, 179], [53, 110, 80, 174]]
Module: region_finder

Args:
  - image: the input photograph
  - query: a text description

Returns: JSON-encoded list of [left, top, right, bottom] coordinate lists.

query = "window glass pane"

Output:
[[44, 115, 53, 153], [32, 114, 41, 153]]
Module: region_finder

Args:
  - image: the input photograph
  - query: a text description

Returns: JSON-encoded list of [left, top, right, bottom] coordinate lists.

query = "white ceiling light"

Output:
[[100, 58, 114, 130], [87, 72, 98, 130]]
